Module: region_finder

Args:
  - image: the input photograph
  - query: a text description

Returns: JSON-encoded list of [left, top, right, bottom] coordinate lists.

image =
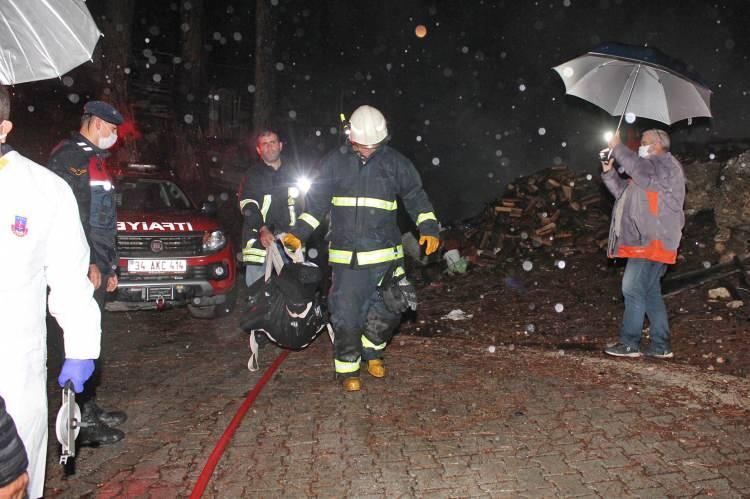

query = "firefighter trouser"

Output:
[[328, 262, 402, 376]]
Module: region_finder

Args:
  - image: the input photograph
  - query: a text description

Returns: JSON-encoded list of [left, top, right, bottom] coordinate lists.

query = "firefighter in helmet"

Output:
[[284, 105, 440, 391]]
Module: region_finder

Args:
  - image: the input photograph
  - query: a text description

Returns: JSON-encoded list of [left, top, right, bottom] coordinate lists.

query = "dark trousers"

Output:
[[328, 263, 402, 375], [79, 284, 107, 406]]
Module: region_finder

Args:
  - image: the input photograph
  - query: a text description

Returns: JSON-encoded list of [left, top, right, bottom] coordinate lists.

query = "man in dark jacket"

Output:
[[0, 395, 28, 499], [239, 129, 303, 286], [47, 101, 127, 445], [601, 129, 686, 359], [284, 105, 440, 392]]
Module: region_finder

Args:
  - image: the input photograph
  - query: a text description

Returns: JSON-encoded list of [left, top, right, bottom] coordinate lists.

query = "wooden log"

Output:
[[536, 222, 557, 235], [494, 206, 513, 213], [546, 178, 561, 188], [561, 184, 573, 201]]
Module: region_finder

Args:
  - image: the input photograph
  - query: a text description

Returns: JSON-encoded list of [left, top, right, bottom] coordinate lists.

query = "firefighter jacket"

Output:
[[0, 148, 101, 498], [48, 133, 118, 275], [239, 161, 302, 264], [291, 145, 439, 267], [602, 143, 686, 264]]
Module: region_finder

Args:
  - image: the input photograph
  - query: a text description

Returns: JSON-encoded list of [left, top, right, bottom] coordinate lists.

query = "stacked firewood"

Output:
[[465, 166, 613, 259]]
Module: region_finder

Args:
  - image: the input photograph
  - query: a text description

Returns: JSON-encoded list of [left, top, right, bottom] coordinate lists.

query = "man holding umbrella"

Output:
[[601, 130, 685, 358]]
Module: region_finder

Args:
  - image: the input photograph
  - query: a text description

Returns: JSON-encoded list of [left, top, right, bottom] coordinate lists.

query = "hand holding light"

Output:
[[58, 359, 95, 393]]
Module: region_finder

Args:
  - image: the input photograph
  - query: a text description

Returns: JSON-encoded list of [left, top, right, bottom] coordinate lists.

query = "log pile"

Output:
[[463, 166, 613, 260]]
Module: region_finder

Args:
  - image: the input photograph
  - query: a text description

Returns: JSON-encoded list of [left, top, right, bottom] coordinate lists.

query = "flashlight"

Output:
[[296, 176, 312, 195], [340, 113, 351, 136], [603, 131, 614, 143]]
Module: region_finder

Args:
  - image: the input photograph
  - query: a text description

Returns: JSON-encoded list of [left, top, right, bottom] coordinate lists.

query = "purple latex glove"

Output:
[[57, 359, 95, 393]]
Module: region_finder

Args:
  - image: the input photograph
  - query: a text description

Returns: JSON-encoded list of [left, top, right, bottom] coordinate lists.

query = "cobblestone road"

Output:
[[44, 307, 750, 497]]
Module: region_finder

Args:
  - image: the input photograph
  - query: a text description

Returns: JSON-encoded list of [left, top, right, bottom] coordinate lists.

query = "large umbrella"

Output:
[[0, 0, 101, 85], [553, 43, 712, 136]]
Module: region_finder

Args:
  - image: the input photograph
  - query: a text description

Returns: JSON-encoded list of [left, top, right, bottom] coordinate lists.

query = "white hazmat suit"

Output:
[[0, 149, 101, 498]]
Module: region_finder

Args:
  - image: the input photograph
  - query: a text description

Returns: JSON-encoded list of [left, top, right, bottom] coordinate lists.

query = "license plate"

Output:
[[127, 259, 187, 274]]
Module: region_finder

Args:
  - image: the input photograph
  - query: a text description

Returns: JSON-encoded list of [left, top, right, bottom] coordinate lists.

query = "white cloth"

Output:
[[0, 150, 100, 498]]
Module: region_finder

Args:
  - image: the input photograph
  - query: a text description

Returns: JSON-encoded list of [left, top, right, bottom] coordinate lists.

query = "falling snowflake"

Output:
[[288, 110, 297, 119], [431, 157, 440, 166], [153, 74, 162, 83], [68, 93, 80, 104], [522, 260, 533, 271], [247, 84, 256, 93], [554, 303, 564, 313], [538, 127, 546, 136], [519, 84, 527, 92], [27, 105, 34, 113], [625, 112, 636, 124], [62, 76, 74, 87], [275, 62, 285, 71], [416, 135, 422, 142], [184, 114, 194, 124], [586, 174, 593, 180], [556, 260, 566, 269], [308, 248, 319, 259], [709, 153, 716, 160]]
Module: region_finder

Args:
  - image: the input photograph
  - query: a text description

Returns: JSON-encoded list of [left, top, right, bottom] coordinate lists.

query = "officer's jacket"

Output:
[[47, 133, 118, 274], [239, 161, 302, 264], [292, 145, 439, 267]]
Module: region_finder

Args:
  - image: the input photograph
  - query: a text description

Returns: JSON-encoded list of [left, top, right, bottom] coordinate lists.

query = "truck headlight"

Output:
[[203, 230, 226, 252]]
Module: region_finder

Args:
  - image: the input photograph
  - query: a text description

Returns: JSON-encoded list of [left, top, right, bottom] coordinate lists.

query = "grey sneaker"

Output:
[[643, 347, 674, 359], [604, 343, 642, 358]]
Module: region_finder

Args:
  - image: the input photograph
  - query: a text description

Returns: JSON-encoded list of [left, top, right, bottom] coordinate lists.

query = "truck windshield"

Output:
[[116, 179, 193, 211]]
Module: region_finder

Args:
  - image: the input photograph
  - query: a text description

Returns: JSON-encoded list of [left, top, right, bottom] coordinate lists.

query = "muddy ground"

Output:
[[403, 211, 749, 379]]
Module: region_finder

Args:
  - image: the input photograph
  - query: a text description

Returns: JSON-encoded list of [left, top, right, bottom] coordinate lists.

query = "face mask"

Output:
[[638, 145, 651, 158], [98, 130, 117, 149]]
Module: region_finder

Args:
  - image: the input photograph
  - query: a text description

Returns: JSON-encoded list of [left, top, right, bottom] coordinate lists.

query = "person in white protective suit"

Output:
[[0, 86, 101, 498]]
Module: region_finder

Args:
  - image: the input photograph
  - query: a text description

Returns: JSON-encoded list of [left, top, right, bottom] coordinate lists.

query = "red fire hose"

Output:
[[189, 350, 290, 498]]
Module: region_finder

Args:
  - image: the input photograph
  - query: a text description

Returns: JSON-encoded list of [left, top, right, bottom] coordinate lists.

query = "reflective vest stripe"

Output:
[[328, 245, 404, 266], [260, 195, 272, 221], [331, 196, 398, 211], [416, 211, 437, 225], [243, 254, 265, 263], [240, 198, 259, 211], [242, 248, 267, 257], [361, 335, 386, 351], [244, 238, 257, 249], [288, 188, 297, 225], [298, 213, 320, 229], [334, 358, 361, 374]]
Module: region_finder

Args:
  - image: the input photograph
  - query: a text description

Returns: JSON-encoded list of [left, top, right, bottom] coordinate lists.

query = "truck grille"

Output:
[[117, 233, 203, 257]]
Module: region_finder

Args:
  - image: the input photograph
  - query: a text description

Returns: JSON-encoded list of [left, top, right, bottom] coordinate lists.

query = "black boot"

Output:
[[78, 401, 125, 446], [82, 400, 127, 427], [78, 422, 125, 446]]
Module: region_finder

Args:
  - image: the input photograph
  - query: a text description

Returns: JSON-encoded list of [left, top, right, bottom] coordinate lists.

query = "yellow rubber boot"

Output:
[[366, 359, 385, 378], [342, 377, 361, 392]]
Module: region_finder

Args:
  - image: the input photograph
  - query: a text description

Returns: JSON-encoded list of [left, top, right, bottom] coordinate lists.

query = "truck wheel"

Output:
[[187, 304, 217, 319]]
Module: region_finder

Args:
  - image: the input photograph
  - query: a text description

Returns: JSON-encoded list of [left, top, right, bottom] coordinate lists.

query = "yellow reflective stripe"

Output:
[[328, 245, 404, 266], [243, 254, 265, 263], [299, 213, 320, 229], [331, 196, 397, 211], [244, 239, 257, 249], [260, 195, 272, 221], [242, 248, 267, 257], [361, 335, 386, 351], [328, 249, 352, 264], [239, 199, 259, 212], [416, 211, 437, 225], [356, 245, 404, 265], [334, 358, 361, 374]]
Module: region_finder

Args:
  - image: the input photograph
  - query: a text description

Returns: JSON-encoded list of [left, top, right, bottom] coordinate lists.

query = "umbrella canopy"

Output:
[[0, 0, 101, 85], [553, 43, 712, 125]]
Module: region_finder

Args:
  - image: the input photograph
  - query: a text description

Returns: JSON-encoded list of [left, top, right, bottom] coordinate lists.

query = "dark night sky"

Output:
[[11, 0, 750, 221]]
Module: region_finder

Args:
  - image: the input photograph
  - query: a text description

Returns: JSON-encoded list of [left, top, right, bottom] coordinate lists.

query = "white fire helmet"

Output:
[[348, 105, 388, 147]]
